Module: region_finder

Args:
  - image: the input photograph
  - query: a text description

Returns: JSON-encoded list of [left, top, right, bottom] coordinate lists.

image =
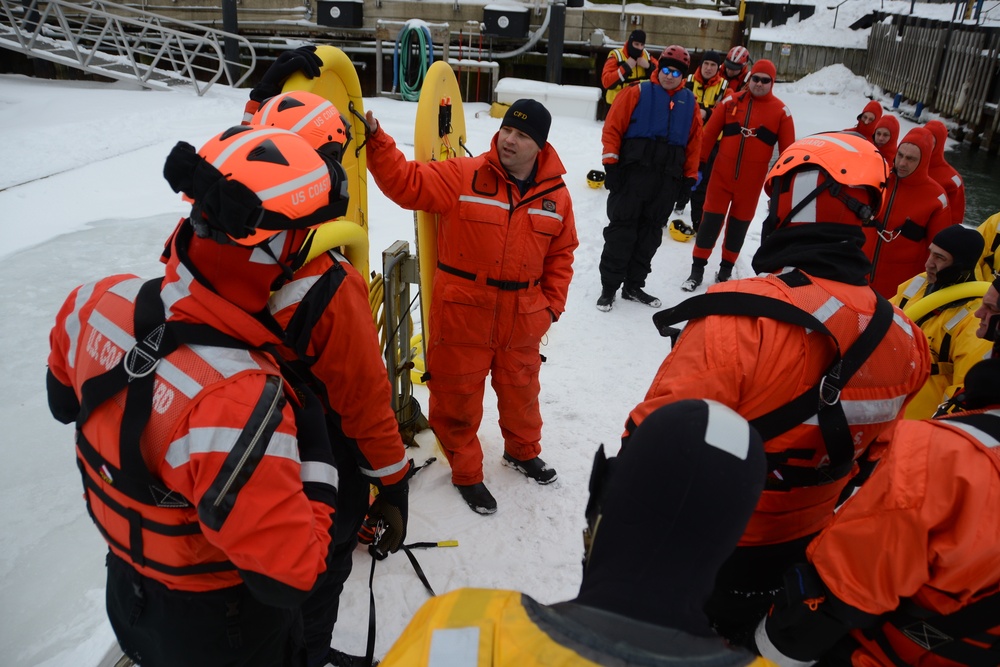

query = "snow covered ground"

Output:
[[1, 49, 997, 667]]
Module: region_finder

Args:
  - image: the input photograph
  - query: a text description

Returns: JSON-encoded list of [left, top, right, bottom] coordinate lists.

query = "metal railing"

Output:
[[0, 0, 255, 95]]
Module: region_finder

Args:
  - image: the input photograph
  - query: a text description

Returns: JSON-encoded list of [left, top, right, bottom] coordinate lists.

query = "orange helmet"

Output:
[[163, 126, 349, 247], [724, 46, 750, 69], [252, 90, 352, 162], [763, 131, 888, 233]]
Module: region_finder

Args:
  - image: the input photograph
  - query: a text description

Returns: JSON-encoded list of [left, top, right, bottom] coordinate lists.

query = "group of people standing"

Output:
[[596, 36, 795, 310], [43, 31, 1000, 667]]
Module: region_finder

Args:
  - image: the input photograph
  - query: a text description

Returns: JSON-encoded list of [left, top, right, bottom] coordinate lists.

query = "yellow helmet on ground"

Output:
[[668, 219, 696, 242], [587, 169, 605, 189]]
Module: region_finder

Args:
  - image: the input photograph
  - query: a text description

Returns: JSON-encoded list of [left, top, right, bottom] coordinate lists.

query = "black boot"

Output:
[[454, 482, 498, 515], [502, 453, 558, 484], [716, 262, 734, 283], [596, 288, 616, 312], [621, 285, 662, 308], [681, 265, 705, 292]]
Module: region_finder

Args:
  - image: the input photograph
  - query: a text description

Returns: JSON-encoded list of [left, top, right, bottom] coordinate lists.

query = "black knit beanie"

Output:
[[501, 98, 551, 149]]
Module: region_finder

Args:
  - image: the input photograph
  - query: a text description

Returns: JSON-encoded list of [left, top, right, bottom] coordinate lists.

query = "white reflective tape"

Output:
[[458, 195, 508, 211], [601, 153, 619, 161], [755, 617, 816, 667], [527, 207, 564, 222], [704, 400, 750, 460], [189, 345, 261, 380], [300, 460, 340, 490], [902, 275, 926, 300], [156, 360, 203, 399], [361, 457, 411, 480], [165, 428, 299, 468], [803, 396, 907, 426], [944, 308, 969, 332], [89, 310, 135, 351], [162, 262, 194, 320], [938, 193, 949, 208], [952, 174, 963, 188], [65, 281, 97, 369], [811, 296, 844, 325], [789, 170, 819, 225], [428, 627, 479, 667], [943, 420, 1000, 448], [893, 312, 915, 338], [165, 427, 242, 468], [210, 127, 295, 169], [266, 431, 300, 462], [107, 278, 145, 303], [250, 231, 286, 265], [269, 275, 321, 314], [256, 164, 330, 203]]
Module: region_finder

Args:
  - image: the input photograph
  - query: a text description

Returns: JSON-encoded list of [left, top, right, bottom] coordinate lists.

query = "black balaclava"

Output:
[[575, 400, 766, 637], [626, 29, 646, 59], [928, 224, 985, 291]]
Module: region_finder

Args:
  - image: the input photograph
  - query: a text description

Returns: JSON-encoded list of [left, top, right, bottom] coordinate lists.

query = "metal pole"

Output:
[[221, 0, 240, 81], [546, 1, 566, 84]]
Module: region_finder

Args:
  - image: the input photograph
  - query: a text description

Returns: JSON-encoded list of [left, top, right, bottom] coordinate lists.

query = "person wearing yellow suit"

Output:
[[975, 211, 1000, 281], [891, 225, 991, 419], [380, 400, 777, 667]]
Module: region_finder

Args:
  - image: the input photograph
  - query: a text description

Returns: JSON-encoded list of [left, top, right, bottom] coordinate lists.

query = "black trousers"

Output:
[[301, 453, 371, 667], [601, 175, 683, 292], [704, 534, 818, 650], [106, 552, 305, 667]]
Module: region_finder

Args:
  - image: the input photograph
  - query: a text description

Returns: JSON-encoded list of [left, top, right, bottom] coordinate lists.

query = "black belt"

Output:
[[437, 261, 539, 291]]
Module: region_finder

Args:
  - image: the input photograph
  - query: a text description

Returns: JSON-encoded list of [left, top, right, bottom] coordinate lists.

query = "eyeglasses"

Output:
[[661, 67, 683, 78], [750, 75, 772, 84]]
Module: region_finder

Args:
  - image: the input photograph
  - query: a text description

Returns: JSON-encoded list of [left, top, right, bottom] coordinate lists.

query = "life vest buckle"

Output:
[[125, 324, 166, 381], [818, 375, 842, 407], [740, 126, 757, 138]]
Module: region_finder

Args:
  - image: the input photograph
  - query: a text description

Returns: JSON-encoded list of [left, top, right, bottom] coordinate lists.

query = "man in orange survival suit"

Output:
[[863, 126, 952, 298], [926, 118, 967, 227], [251, 90, 414, 667], [46, 127, 349, 666], [626, 132, 930, 648], [682, 59, 795, 291], [756, 356, 1000, 666], [842, 99, 883, 141], [364, 100, 578, 515]]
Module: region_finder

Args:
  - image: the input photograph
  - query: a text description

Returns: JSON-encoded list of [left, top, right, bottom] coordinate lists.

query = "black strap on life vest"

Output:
[[74, 278, 249, 575], [897, 217, 927, 242], [983, 233, 1000, 276], [283, 252, 349, 365], [650, 275, 895, 490], [868, 588, 1000, 666], [437, 261, 540, 291]]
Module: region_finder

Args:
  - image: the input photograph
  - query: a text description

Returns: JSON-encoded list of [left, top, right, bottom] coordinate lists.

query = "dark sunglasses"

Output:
[[661, 67, 683, 78], [750, 75, 772, 84]]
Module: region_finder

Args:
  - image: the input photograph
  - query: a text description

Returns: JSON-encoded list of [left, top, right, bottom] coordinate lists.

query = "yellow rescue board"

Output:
[[282, 45, 370, 280], [413, 61, 468, 349]]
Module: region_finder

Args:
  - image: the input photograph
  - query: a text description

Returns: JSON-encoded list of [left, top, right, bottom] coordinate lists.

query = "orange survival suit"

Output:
[[629, 133, 930, 649], [926, 119, 967, 226], [693, 59, 795, 271], [864, 127, 952, 298], [366, 128, 578, 486], [757, 366, 1000, 666]]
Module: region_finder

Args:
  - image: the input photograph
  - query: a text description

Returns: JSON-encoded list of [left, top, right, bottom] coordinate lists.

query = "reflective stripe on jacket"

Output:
[[808, 411, 1000, 666], [892, 274, 992, 420], [366, 129, 577, 346], [48, 267, 334, 602], [379, 588, 773, 667], [269, 250, 410, 486], [628, 271, 930, 546]]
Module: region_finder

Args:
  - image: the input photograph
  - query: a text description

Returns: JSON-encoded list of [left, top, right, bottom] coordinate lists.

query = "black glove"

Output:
[[249, 46, 323, 103], [367, 478, 409, 560], [682, 176, 698, 192], [604, 163, 621, 191]]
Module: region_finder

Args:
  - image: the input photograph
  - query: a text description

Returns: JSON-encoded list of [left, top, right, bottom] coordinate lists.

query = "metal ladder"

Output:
[[0, 0, 255, 95]]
